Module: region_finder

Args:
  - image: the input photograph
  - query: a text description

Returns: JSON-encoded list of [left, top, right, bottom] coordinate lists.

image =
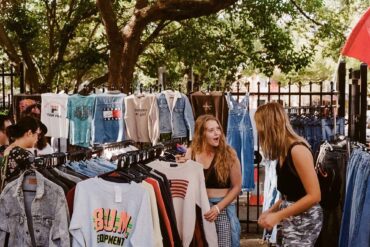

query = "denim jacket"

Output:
[[92, 93, 126, 144], [157, 91, 195, 140], [0, 170, 70, 247]]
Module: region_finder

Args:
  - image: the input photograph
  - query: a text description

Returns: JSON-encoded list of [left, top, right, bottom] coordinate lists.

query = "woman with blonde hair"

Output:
[[255, 102, 322, 246], [184, 114, 242, 247]]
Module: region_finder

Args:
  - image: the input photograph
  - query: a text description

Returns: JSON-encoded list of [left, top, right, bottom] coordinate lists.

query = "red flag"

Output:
[[341, 7, 370, 65]]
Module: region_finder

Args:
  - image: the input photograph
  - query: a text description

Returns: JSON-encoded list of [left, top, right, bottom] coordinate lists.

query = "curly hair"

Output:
[[191, 114, 237, 185]]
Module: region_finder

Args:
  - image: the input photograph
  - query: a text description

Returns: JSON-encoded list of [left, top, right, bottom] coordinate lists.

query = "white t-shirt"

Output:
[[26, 143, 54, 156], [41, 93, 69, 138], [69, 177, 154, 247]]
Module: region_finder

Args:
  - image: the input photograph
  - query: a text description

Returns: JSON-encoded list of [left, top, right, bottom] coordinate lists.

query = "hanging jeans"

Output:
[[209, 197, 241, 247], [226, 93, 254, 191], [321, 117, 345, 141], [339, 149, 370, 247]]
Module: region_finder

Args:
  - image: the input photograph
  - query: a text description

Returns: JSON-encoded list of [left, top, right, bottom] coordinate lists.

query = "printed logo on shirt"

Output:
[[74, 105, 92, 120], [103, 108, 122, 120], [134, 108, 147, 117], [45, 102, 65, 118], [93, 208, 133, 246], [169, 179, 189, 199], [202, 102, 213, 113]]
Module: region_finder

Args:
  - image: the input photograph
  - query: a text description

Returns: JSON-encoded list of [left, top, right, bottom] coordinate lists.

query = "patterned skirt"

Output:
[[277, 200, 323, 247]]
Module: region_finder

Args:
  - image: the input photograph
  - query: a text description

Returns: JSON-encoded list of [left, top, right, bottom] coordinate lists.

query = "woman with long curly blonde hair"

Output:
[[255, 102, 322, 246], [184, 114, 242, 247]]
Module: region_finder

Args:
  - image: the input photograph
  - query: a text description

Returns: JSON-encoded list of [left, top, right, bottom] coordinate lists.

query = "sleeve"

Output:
[[69, 184, 87, 247], [0, 192, 9, 246], [183, 94, 195, 141], [53, 188, 71, 247], [129, 189, 155, 246], [148, 95, 160, 145], [143, 182, 163, 247], [124, 96, 138, 142], [195, 163, 218, 247]]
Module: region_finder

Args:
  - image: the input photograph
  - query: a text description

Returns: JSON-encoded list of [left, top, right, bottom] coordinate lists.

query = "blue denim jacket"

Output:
[[157, 91, 195, 140], [92, 93, 126, 144], [0, 170, 70, 246]]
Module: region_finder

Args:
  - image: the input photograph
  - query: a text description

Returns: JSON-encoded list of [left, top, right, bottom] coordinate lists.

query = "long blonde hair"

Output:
[[191, 115, 236, 185], [254, 102, 308, 161]]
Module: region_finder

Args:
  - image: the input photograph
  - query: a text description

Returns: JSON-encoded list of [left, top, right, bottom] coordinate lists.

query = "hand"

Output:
[[258, 212, 281, 230], [204, 205, 220, 222], [175, 154, 188, 163], [258, 210, 269, 224]]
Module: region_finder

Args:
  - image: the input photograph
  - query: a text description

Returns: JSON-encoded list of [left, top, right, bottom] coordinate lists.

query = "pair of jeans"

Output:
[[354, 177, 370, 246], [226, 93, 254, 190], [209, 197, 241, 247], [348, 151, 370, 246], [262, 160, 280, 244], [321, 117, 345, 141], [339, 149, 370, 247]]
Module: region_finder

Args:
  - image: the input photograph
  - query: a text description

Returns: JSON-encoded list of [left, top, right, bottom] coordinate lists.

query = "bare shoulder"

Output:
[[291, 144, 313, 165], [291, 144, 312, 157]]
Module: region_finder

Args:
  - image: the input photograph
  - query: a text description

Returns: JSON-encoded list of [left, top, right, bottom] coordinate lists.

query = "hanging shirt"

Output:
[[147, 159, 218, 247], [190, 91, 229, 133], [157, 90, 195, 140], [124, 94, 159, 145], [67, 94, 96, 148], [141, 181, 163, 247], [41, 93, 70, 138], [69, 177, 154, 247], [92, 93, 126, 144]]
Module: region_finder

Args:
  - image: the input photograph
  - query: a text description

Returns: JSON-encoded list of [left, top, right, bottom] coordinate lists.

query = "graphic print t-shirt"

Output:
[[41, 93, 69, 138], [69, 177, 154, 247], [67, 94, 96, 147]]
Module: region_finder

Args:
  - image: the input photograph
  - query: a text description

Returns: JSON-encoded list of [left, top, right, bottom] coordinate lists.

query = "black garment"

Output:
[[276, 142, 312, 202], [203, 157, 231, 189], [315, 146, 348, 247], [150, 169, 183, 247], [190, 91, 229, 133]]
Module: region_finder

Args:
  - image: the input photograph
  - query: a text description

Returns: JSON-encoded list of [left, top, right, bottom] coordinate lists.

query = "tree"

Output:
[[96, 0, 239, 92], [0, 0, 106, 92]]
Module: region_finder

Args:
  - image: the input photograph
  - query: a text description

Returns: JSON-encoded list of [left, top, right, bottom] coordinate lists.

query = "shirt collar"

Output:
[[13, 170, 45, 199]]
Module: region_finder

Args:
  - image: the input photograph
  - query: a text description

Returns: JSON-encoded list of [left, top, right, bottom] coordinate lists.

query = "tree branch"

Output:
[[143, 0, 238, 22], [289, 0, 323, 26], [139, 20, 171, 53], [0, 24, 21, 63]]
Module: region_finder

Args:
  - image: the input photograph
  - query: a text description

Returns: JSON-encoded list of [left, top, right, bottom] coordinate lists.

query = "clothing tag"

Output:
[[114, 185, 122, 203], [170, 163, 178, 167], [28, 177, 37, 185]]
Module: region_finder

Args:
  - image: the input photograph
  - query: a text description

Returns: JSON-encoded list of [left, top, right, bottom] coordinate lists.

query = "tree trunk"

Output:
[[18, 44, 41, 92], [120, 17, 147, 93], [96, 0, 124, 91]]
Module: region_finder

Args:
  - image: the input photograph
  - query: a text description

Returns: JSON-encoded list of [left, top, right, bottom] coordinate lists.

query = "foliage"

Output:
[[0, 0, 368, 91]]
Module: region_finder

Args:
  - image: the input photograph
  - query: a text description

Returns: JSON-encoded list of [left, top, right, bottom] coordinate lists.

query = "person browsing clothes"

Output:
[[255, 102, 323, 246]]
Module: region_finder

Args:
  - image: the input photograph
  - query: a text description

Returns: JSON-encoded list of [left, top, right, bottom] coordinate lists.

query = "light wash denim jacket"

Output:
[[92, 93, 126, 144], [157, 91, 195, 140], [0, 170, 70, 247]]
